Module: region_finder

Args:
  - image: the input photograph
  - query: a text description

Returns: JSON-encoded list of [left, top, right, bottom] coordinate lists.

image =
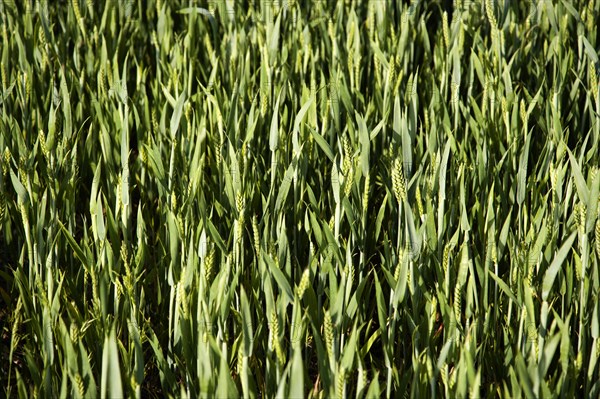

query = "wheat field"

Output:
[[1, 0, 600, 397]]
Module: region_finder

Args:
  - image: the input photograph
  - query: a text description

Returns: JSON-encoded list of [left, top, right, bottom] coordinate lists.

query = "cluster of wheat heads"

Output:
[[1, 0, 600, 397]]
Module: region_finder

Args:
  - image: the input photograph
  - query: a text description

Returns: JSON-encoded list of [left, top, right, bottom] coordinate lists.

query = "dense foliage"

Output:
[[1, 0, 600, 397]]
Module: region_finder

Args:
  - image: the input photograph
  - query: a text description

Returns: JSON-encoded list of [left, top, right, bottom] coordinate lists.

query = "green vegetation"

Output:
[[1, 0, 600, 397]]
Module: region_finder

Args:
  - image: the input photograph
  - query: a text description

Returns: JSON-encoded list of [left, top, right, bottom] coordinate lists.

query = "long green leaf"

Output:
[[542, 231, 577, 301]]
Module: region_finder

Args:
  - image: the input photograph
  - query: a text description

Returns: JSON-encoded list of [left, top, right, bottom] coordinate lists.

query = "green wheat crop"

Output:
[[1, 0, 600, 398]]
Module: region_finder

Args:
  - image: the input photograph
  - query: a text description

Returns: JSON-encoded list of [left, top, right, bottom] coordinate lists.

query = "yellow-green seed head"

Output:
[[454, 283, 461, 323], [343, 136, 352, 174], [1, 62, 7, 91], [520, 99, 527, 126], [392, 157, 406, 203], [549, 162, 557, 191], [442, 11, 450, 49], [237, 345, 244, 374], [39, 130, 48, 159], [579, 204, 587, 238], [260, 90, 268, 118], [23, 72, 30, 101], [120, 243, 129, 267], [270, 311, 284, 364], [486, 0, 497, 28], [416, 185, 424, 218], [114, 278, 123, 301], [297, 268, 310, 298], [328, 18, 334, 39], [482, 78, 489, 115], [215, 140, 222, 165], [178, 281, 188, 318], [336, 366, 345, 398], [501, 97, 508, 127], [362, 173, 370, 213], [171, 191, 177, 211], [204, 246, 215, 284], [449, 366, 456, 388], [344, 166, 354, 197], [595, 220, 600, 260], [38, 25, 47, 49], [0, 192, 5, 222], [252, 216, 260, 257], [590, 60, 598, 103], [324, 310, 334, 359], [586, 1, 594, 34], [75, 373, 85, 397], [440, 364, 448, 387], [241, 141, 247, 171], [394, 247, 405, 282], [374, 53, 381, 85], [140, 146, 148, 167], [387, 55, 396, 88], [236, 192, 245, 215]]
